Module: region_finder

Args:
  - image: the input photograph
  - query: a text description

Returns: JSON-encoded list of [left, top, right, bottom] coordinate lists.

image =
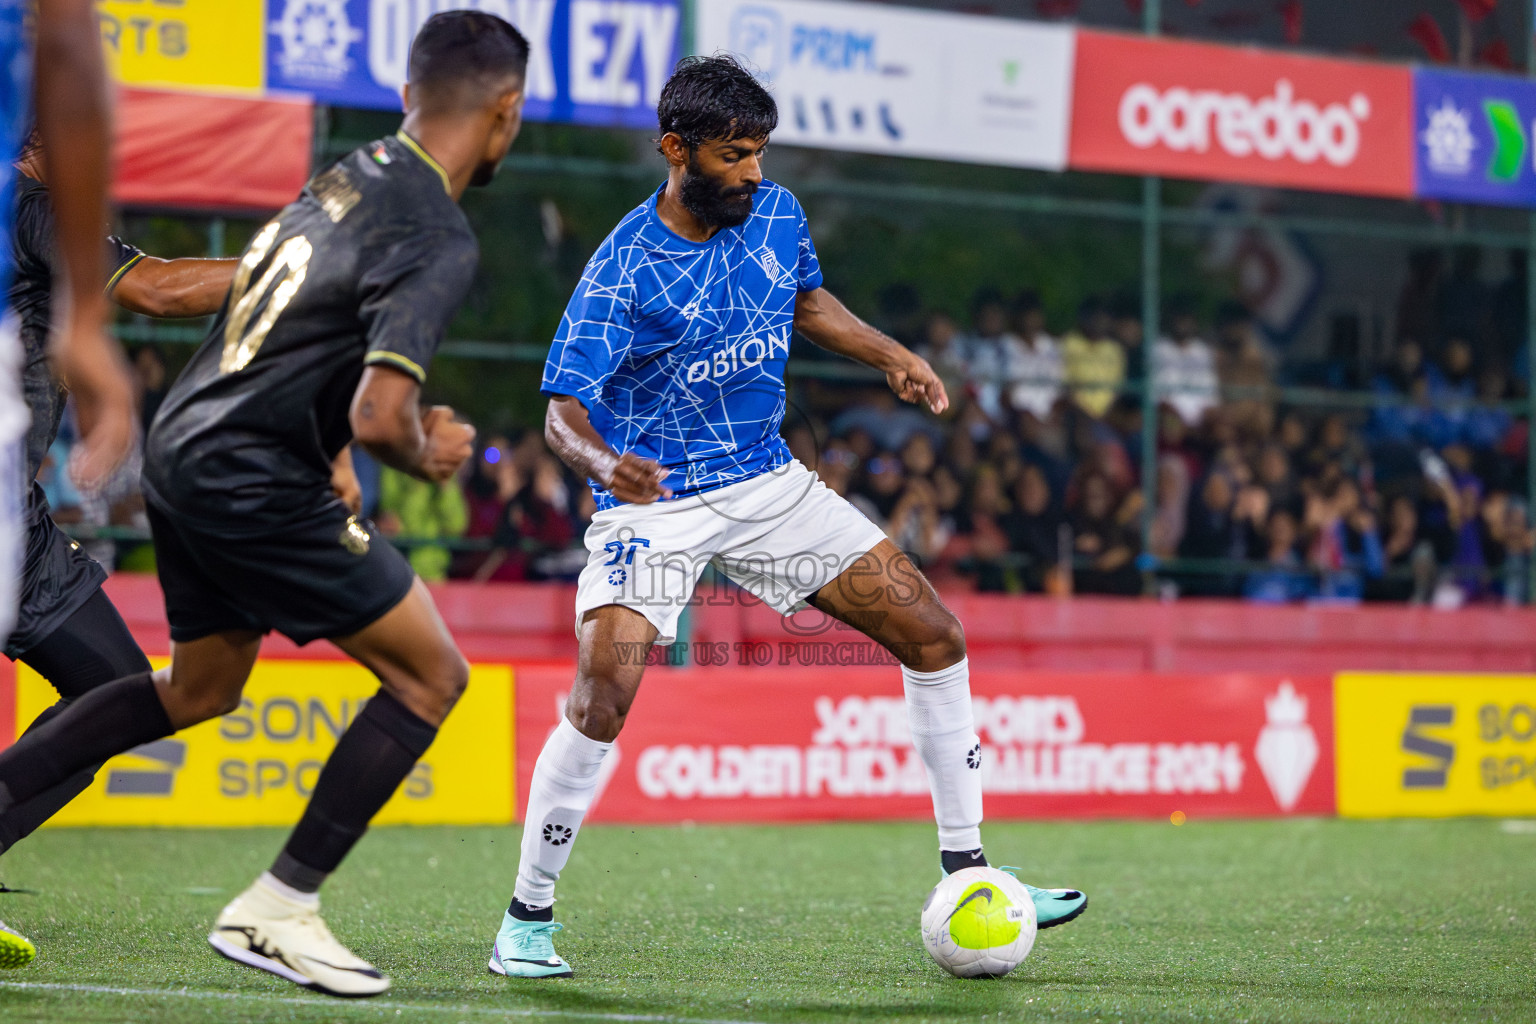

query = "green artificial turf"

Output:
[[0, 819, 1530, 1023]]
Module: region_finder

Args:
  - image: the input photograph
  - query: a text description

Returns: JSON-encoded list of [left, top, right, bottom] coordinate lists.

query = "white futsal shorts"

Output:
[[574, 458, 888, 644]]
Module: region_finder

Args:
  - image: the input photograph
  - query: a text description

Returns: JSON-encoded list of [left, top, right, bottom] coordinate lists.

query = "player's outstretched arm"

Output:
[[113, 257, 239, 319], [545, 395, 671, 504], [793, 287, 949, 414], [35, 0, 136, 487], [350, 366, 474, 484]]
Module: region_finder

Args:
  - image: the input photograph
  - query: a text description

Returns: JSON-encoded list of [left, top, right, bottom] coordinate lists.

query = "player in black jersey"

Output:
[[0, 11, 530, 996], [0, 132, 238, 859]]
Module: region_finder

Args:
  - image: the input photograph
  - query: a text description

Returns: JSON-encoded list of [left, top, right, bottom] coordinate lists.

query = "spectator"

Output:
[[1483, 492, 1534, 604], [914, 310, 968, 401], [1214, 302, 1275, 442], [1153, 297, 1219, 428], [961, 287, 1016, 421], [1003, 462, 1065, 593], [1004, 289, 1064, 427], [1149, 454, 1190, 558], [1109, 291, 1146, 384], [858, 450, 908, 525], [1061, 296, 1125, 420], [962, 464, 1014, 593], [1244, 508, 1312, 603], [1306, 479, 1384, 601], [1069, 471, 1140, 595], [887, 475, 943, 563], [1257, 443, 1301, 519], [1368, 337, 1431, 447], [455, 437, 518, 579], [1464, 365, 1512, 452], [377, 466, 468, 583], [1378, 493, 1435, 603], [1425, 336, 1478, 446], [475, 454, 580, 582]]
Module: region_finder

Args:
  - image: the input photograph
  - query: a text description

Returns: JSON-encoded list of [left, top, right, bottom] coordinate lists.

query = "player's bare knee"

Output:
[[910, 613, 965, 671], [565, 685, 627, 742], [933, 614, 967, 666]]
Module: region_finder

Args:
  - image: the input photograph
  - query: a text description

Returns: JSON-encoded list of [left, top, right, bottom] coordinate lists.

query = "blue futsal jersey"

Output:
[[542, 180, 823, 510], [0, 0, 33, 297]]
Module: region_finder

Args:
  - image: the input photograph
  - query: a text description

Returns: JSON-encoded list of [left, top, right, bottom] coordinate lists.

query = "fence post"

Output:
[[1139, 0, 1162, 593]]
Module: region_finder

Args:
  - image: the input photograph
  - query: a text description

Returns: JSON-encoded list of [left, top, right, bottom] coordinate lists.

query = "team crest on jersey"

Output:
[[751, 247, 785, 285], [339, 515, 371, 556]]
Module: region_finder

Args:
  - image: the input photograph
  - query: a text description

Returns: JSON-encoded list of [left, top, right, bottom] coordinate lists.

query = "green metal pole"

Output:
[[1139, 0, 1162, 593], [680, 0, 695, 55], [207, 217, 225, 258], [1140, 177, 1161, 594]]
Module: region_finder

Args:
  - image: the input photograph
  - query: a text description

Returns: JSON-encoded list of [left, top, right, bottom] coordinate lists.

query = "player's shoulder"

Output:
[[581, 194, 659, 279], [330, 136, 470, 233], [751, 179, 805, 218]]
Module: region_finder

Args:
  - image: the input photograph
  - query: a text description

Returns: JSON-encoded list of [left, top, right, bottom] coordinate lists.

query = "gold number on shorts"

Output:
[[220, 220, 313, 374]]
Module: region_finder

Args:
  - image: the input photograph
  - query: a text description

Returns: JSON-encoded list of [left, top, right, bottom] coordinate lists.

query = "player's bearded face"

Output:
[[680, 150, 757, 228]]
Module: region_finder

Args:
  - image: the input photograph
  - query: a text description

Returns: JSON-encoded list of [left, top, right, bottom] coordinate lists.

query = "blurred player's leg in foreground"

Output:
[[0, 0, 137, 966]]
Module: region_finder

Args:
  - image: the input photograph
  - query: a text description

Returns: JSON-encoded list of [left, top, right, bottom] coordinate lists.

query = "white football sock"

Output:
[[513, 716, 613, 909], [903, 657, 984, 852]]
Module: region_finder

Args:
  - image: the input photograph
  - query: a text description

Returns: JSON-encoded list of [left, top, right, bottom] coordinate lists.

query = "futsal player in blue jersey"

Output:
[[0, 0, 136, 968], [489, 55, 1088, 979]]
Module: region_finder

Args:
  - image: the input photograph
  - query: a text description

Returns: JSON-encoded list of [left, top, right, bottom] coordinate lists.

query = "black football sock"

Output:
[[0, 593, 155, 852], [941, 848, 988, 874], [272, 689, 438, 893], [0, 672, 171, 815], [509, 898, 553, 922]]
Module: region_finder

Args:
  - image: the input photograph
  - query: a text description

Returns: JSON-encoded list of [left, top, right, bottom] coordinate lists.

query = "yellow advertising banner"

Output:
[[97, 0, 266, 94], [16, 660, 514, 826], [1336, 673, 1536, 818]]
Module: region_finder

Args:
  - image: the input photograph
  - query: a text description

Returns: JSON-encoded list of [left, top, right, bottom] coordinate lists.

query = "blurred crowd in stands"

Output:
[[48, 247, 1536, 606]]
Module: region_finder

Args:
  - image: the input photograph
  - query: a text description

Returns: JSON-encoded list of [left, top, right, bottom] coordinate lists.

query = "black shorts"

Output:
[[7, 483, 109, 659], [146, 497, 415, 646]]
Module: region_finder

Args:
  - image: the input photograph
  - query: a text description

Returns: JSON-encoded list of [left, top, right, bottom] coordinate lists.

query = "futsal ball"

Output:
[[920, 866, 1037, 978]]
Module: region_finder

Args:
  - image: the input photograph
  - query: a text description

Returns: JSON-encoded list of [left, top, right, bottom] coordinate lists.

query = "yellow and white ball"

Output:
[[920, 866, 1037, 978]]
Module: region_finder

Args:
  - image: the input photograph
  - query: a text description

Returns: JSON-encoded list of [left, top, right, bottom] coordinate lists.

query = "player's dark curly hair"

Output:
[[409, 10, 530, 108], [17, 121, 41, 163], [657, 54, 778, 152]]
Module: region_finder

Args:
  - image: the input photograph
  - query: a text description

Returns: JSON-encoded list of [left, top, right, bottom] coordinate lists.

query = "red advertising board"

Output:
[[515, 665, 1335, 822], [1069, 30, 1414, 198]]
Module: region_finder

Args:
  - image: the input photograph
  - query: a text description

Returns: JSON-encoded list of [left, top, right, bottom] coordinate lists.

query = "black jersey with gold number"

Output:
[[143, 133, 477, 530]]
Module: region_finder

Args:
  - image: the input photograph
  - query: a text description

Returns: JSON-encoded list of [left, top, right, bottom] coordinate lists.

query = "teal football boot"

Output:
[[488, 913, 573, 979], [942, 862, 1088, 929]]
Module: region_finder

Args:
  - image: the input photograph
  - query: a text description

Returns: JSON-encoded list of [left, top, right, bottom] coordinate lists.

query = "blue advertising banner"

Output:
[[1414, 67, 1536, 208], [265, 0, 680, 128]]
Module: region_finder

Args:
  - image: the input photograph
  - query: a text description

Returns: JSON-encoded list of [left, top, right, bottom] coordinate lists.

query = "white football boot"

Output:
[[207, 877, 389, 997]]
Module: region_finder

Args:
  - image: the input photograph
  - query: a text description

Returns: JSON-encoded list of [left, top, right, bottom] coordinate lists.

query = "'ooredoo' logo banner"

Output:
[[1069, 30, 1414, 198], [515, 665, 1335, 822]]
